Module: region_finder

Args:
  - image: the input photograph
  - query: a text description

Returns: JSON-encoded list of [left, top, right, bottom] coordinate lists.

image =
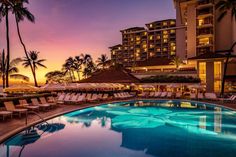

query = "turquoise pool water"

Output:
[[1, 100, 236, 157]]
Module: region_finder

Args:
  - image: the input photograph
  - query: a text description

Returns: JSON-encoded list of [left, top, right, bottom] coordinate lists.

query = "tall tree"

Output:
[[0, 51, 29, 86], [11, 0, 35, 86], [74, 56, 83, 80], [170, 56, 183, 70], [216, 0, 236, 96], [216, 0, 236, 21], [96, 54, 108, 70], [0, 1, 11, 87], [22, 51, 46, 87]]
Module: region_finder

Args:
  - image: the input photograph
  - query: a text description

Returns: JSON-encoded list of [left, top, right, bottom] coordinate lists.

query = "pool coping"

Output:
[[0, 98, 235, 144]]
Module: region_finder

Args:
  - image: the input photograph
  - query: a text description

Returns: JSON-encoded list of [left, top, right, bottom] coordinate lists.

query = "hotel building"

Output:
[[110, 0, 236, 93], [174, 0, 236, 93], [110, 19, 177, 67]]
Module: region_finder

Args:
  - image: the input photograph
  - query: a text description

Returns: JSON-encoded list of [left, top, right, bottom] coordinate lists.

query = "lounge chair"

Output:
[[175, 92, 182, 99], [97, 93, 103, 100], [57, 93, 66, 104], [190, 93, 196, 99], [40, 97, 58, 108], [221, 95, 236, 102], [85, 93, 92, 101], [149, 92, 155, 97], [160, 92, 167, 98], [64, 93, 72, 102], [4, 101, 28, 118], [205, 93, 218, 101], [102, 94, 109, 100], [75, 94, 86, 103], [167, 92, 172, 98], [154, 92, 161, 98], [87, 94, 98, 102], [48, 96, 57, 103], [197, 93, 204, 99], [0, 111, 13, 120], [31, 98, 51, 111], [19, 99, 40, 112]]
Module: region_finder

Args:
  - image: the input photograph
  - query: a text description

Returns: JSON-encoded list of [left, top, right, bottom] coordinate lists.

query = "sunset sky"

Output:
[[0, 0, 175, 84]]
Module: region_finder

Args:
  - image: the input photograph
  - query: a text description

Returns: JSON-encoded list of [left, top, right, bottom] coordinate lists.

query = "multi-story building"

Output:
[[110, 19, 177, 67], [146, 19, 177, 58], [110, 44, 123, 65], [174, 0, 236, 92]]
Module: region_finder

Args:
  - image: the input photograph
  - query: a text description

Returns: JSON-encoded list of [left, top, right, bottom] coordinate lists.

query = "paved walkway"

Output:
[[0, 98, 235, 143]]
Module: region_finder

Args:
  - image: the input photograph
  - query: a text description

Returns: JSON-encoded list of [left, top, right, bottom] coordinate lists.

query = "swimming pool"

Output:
[[1, 100, 236, 157]]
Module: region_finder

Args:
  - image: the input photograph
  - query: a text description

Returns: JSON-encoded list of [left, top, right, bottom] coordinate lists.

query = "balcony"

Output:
[[197, 0, 213, 10]]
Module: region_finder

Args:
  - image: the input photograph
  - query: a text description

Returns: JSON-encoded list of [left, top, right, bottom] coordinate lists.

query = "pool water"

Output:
[[1, 100, 236, 157]]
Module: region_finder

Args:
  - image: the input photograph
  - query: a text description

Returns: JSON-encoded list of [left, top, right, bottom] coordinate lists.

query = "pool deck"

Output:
[[0, 98, 235, 143]]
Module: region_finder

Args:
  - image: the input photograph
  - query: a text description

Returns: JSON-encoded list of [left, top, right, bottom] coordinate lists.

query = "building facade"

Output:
[[174, 0, 236, 93], [110, 19, 177, 67]]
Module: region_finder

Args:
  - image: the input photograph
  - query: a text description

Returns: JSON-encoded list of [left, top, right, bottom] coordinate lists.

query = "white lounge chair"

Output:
[[175, 92, 182, 99], [205, 93, 218, 100], [190, 93, 196, 99], [160, 92, 167, 98], [18, 99, 39, 111], [4, 101, 28, 118], [221, 95, 236, 102], [31, 98, 51, 111], [167, 92, 172, 98], [197, 93, 204, 99]]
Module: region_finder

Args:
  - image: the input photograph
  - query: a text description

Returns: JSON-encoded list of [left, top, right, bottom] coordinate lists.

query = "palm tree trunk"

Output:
[[32, 63, 38, 87], [77, 71, 80, 81], [5, 7, 10, 87], [15, 17, 35, 85], [1, 50, 5, 88], [221, 53, 230, 97]]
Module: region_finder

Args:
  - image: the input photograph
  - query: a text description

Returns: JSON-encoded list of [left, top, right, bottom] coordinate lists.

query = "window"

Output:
[[163, 35, 169, 39], [199, 62, 206, 84], [149, 36, 154, 40], [214, 61, 222, 92], [163, 39, 168, 43], [170, 29, 175, 34], [163, 30, 168, 34]]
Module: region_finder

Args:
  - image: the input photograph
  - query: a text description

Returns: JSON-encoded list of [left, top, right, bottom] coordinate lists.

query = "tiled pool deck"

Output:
[[0, 98, 235, 143]]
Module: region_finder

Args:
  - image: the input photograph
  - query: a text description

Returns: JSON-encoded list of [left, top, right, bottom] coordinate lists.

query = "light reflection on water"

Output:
[[1, 100, 236, 157]]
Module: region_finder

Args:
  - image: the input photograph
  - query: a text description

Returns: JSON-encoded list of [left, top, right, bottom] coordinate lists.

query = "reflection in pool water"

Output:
[[1, 100, 236, 157]]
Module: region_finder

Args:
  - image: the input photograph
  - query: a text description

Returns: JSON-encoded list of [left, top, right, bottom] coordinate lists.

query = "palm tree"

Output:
[[170, 56, 183, 70], [0, 50, 29, 87], [45, 70, 65, 83], [216, 0, 236, 96], [0, 1, 11, 87], [74, 56, 83, 81], [22, 51, 46, 87], [11, 0, 35, 85], [63, 57, 76, 81], [96, 54, 108, 70], [216, 0, 236, 21]]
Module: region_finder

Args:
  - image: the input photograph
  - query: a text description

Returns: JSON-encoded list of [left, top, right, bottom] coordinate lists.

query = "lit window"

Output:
[[198, 37, 210, 46], [198, 19, 204, 26], [163, 22, 167, 26], [163, 31, 168, 34], [163, 35, 169, 39], [150, 24, 153, 28], [171, 46, 176, 51], [214, 62, 222, 92], [170, 21, 175, 25], [144, 32, 147, 35], [163, 39, 168, 43], [149, 44, 154, 48], [170, 42, 175, 46], [131, 38, 134, 41], [149, 36, 154, 40], [149, 52, 154, 57], [118, 47, 121, 50], [142, 44, 147, 48], [136, 49, 140, 53], [112, 51, 116, 55], [163, 48, 167, 51], [199, 62, 206, 84], [157, 35, 161, 39], [170, 29, 175, 34], [157, 48, 161, 52], [171, 51, 175, 55], [136, 37, 141, 41]]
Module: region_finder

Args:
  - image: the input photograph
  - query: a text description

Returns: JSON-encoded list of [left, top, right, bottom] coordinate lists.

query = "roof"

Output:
[[145, 19, 176, 25], [120, 27, 146, 33], [188, 53, 230, 60], [79, 67, 140, 83], [109, 44, 122, 50], [136, 57, 172, 67]]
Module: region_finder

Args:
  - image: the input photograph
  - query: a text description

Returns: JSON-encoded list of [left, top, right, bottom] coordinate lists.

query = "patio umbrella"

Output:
[[4, 84, 39, 93]]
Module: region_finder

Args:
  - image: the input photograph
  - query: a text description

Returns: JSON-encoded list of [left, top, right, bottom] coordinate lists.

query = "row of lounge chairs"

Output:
[[57, 93, 110, 104], [114, 92, 134, 99], [140, 92, 174, 98], [0, 96, 58, 120]]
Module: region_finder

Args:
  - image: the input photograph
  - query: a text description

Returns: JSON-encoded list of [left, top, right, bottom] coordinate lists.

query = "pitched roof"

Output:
[[136, 57, 172, 67], [79, 68, 140, 83]]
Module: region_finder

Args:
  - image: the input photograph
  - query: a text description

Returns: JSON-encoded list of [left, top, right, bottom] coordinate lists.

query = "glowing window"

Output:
[[214, 61, 222, 92], [199, 62, 206, 84]]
